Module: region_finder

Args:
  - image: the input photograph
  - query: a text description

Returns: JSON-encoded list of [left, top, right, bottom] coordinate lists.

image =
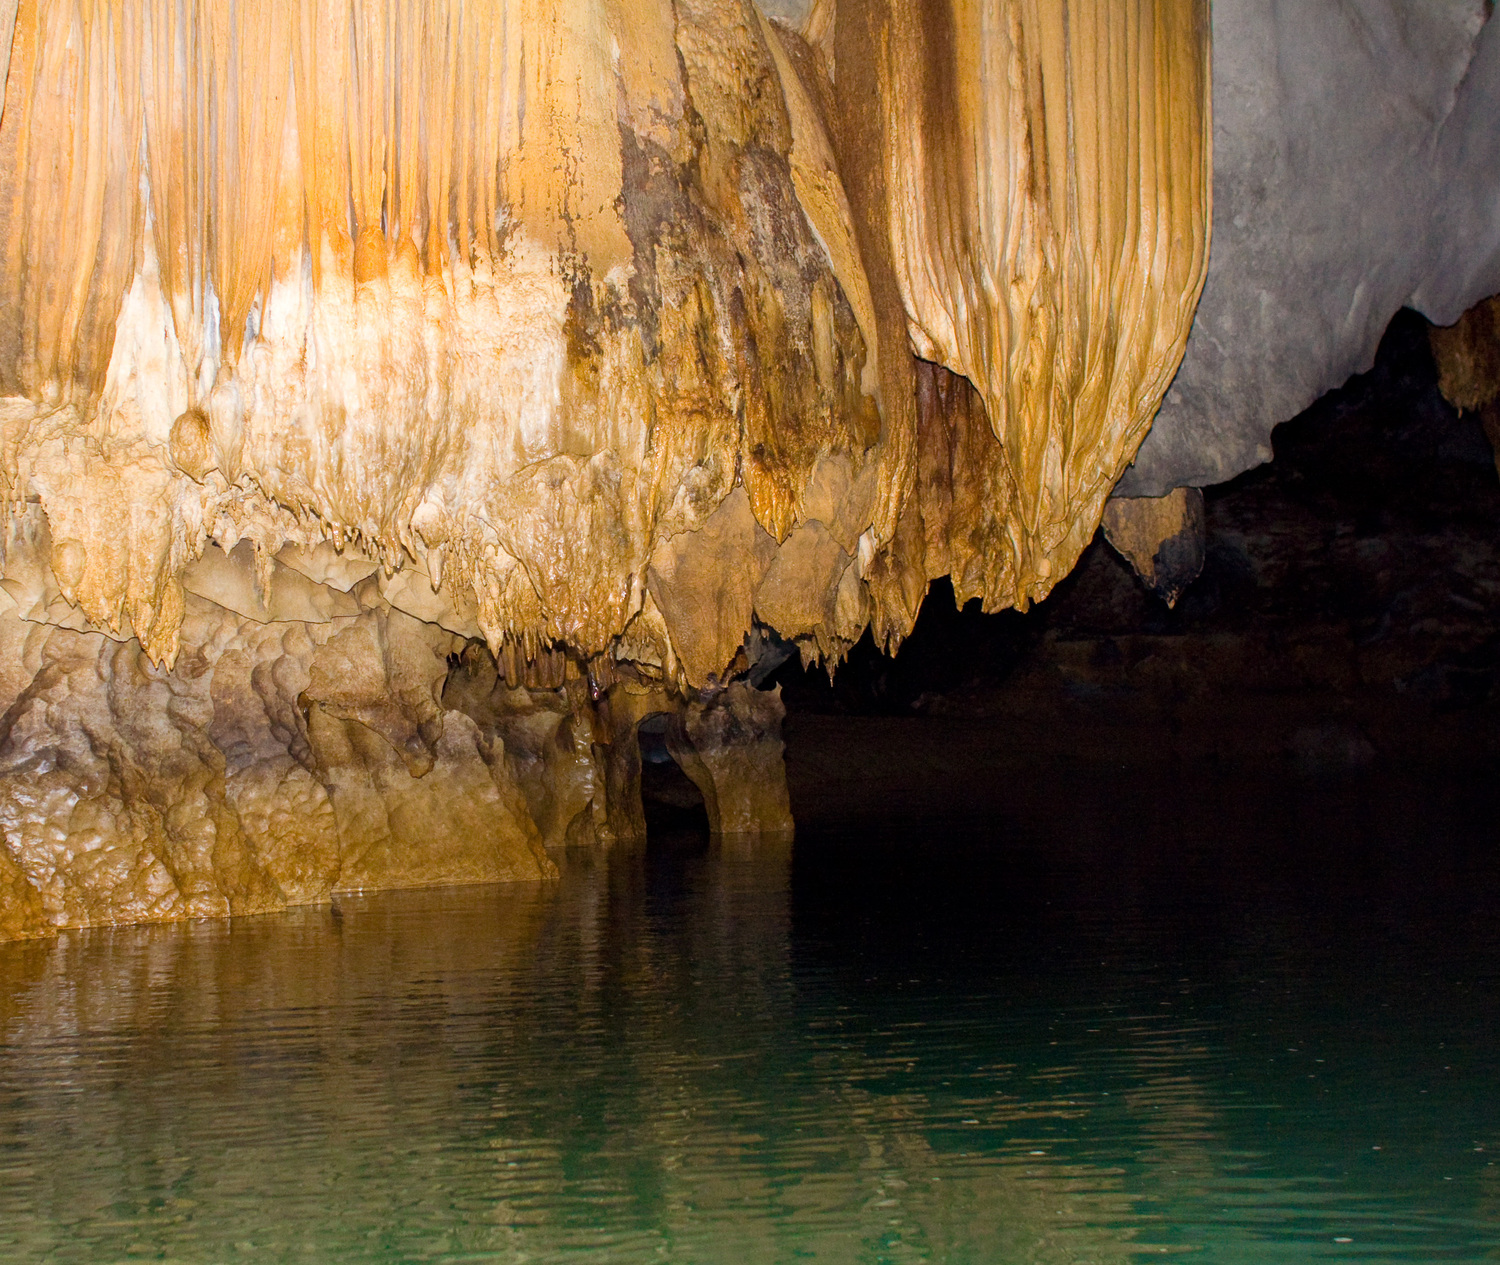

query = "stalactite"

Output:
[[0, 0, 1212, 937], [846, 0, 1212, 618], [0, 0, 1209, 674]]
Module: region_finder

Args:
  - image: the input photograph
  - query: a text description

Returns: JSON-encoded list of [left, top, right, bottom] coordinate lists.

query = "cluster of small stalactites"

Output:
[[0, 0, 1211, 686]]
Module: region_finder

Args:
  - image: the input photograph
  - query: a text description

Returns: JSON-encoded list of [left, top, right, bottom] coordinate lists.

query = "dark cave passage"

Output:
[[636, 712, 710, 841], [772, 308, 1500, 799]]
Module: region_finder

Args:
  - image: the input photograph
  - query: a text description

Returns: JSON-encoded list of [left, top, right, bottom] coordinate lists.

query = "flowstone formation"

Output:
[[1430, 294, 1500, 478], [0, 0, 1210, 938]]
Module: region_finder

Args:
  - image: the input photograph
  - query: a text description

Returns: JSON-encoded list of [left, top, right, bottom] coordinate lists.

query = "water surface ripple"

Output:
[[1, 796, 1497, 1263]]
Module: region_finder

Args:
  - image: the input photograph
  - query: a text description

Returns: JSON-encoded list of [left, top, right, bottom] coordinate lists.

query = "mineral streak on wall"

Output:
[[0, 0, 1210, 938]]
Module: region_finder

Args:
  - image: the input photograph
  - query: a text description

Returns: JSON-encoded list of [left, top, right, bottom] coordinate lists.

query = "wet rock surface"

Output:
[[0, 0, 1214, 937], [0, 545, 797, 940], [0, 0, 1208, 677]]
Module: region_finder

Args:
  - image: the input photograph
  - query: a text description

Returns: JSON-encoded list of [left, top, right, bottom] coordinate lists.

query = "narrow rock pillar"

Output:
[[667, 683, 794, 839]]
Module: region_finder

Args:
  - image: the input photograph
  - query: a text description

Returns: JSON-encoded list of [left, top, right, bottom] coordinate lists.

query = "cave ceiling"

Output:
[[1119, 0, 1500, 495], [0, 0, 1211, 676]]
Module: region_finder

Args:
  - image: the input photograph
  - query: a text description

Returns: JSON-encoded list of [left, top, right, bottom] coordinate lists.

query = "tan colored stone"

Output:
[[1430, 294, 1500, 480], [276, 541, 380, 593], [754, 519, 850, 640], [0, 506, 134, 639], [0, 839, 46, 941], [799, 452, 879, 554], [1101, 487, 1207, 608], [182, 541, 360, 624], [1430, 294, 1500, 413], [648, 488, 778, 687], [0, 0, 878, 664], [308, 707, 553, 892], [589, 684, 677, 846], [0, 0, 1216, 937], [0, 0, 1207, 673], [839, 0, 1211, 612], [169, 409, 217, 482], [305, 609, 457, 776], [864, 360, 1020, 649], [667, 681, 794, 837], [439, 651, 603, 851], [0, 597, 557, 939], [205, 638, 344, 908], [380, 565, 483, 641]]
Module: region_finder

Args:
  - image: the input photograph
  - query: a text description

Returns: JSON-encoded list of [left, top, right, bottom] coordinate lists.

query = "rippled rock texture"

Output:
[[0, 0, 1211, 936], [0, 516, 810, 939]]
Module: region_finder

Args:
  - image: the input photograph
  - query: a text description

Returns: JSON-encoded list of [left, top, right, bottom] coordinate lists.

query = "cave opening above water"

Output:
[[637, 712, 712, 842]]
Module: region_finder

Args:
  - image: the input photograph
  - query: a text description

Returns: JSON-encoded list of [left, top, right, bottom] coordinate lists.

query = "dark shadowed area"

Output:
[[775, 309, 1500, 822]]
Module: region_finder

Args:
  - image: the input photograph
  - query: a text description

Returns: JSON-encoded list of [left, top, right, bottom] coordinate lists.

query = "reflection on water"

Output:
[[1, 795, 1499, 1263]]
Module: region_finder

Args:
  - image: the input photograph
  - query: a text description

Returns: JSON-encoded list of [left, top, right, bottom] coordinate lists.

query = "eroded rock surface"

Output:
[[0, 518, 805, 939], [0, 531, 551, 939], [0, 0, 1209, 670], [0, 0, 1212, 935]]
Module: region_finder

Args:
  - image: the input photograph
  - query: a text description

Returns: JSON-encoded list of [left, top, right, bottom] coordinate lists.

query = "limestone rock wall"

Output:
[[1119, 0, 1500, 496], [1101, 486, 1205, 608], [0, 514, 801, 939], [0, 521, 554, 940], [0, 0, 1212, 935], [0, 0, 885, 670], [0, 0, 1210, 679]]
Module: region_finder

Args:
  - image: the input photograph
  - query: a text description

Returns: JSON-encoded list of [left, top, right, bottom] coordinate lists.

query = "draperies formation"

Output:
[[0, 0, 1209, 674]]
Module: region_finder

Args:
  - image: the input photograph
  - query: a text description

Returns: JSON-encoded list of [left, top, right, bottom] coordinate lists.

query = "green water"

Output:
[[1, 784, 1498, 1263]]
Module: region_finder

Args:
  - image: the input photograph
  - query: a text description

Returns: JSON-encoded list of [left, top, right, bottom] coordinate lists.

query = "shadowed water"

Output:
[[1, 778, 1498, 1263]]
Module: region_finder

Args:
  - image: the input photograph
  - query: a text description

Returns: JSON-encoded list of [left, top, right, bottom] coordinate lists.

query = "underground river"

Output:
[[2, 762, 1497, 1263]]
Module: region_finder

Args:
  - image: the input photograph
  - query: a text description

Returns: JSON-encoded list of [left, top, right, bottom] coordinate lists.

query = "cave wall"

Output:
[[0, 0, 1213, 936], [0, 0, 1209, 673], [0, 531, 552, 941], [4, 0, 1495, 939], [0, 511, 805, 940], [1119, 0, 1500, 495]]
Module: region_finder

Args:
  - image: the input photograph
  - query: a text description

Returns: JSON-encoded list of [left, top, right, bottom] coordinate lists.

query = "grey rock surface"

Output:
[[755, 0, 813, 21], [1118, 0, 1500, 496]]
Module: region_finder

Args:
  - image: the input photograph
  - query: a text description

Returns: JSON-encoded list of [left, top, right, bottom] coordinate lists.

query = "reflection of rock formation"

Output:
[[0, 853, 1145, 1263], [0, 0, 1211, 935]]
